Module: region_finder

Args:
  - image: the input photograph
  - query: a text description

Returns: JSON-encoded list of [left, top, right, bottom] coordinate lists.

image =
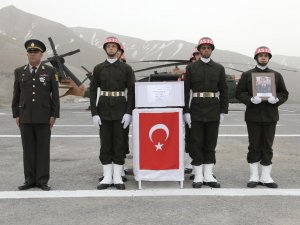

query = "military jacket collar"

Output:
[[254, 66, 270, 72], [198, 59, 214, 66], [103, 59, 121, 67]]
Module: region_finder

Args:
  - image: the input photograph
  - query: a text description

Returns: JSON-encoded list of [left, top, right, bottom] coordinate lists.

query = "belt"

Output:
[[192, 92, 219, 98], [100, 91, 125, 97]]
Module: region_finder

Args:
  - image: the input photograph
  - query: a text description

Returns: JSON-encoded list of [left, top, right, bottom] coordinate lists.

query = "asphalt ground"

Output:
[[0, 102, 300, 225]]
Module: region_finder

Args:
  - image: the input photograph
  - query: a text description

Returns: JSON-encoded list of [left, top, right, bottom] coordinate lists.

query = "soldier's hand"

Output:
[[184, 113, 191, 128], [251, 96, 262, 104], [267, 96, 279, 104], [16, 117, 20, 127], [49, 117, 56, 129], [92, 115, 101, 129], [121, 114, 132, 129]]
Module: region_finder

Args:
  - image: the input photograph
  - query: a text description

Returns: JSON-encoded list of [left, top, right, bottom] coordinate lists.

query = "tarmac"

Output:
[[0, 102, 300, 225]]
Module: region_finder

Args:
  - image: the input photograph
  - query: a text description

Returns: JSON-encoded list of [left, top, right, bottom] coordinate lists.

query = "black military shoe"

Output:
[[18, 182, 36, 190], [192, 182, 202, 188], [189, 174, 195, 180], [206, 182, 221, 188], [203, 174, 217, 185], [39, 184, 51, 191], [258, 182, 278, 188], [247, 181, 258, 188], [114, 183, 125, 190], [185, 168, 192, 174], [97, 183, 110, 190]]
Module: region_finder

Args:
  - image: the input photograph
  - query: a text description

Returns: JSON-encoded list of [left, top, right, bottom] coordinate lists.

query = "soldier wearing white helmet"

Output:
[[236, 46, 289, 188], [90, 37, 135, 190], [184, 37, 228, 188]]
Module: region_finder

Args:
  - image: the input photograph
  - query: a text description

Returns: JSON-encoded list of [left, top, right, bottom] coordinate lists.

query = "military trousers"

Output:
[[124, 126, 130, 157], [189, 121, 219, 165], [184, 124, 191, 153], [246, 121, 277, 166], [20, 123, 51, 185], [99, 120, 126, 165]]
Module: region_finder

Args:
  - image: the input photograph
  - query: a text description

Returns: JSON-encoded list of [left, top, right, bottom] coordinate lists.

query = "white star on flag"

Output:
[[155, 142, 163, 151]]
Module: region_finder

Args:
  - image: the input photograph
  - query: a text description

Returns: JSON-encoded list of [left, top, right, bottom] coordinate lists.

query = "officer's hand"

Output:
[[121, 114, 132, 129], [268, 96, 279, 104], [251, 96, 262, 104], [220, 113, 224, 123], [184, 113, 191, 128], [92, 115, 101, 129], [49, 117, 56, 130], [16, 117, 20, 127]]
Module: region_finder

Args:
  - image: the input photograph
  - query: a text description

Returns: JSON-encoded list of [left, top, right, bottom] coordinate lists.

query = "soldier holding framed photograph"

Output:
[[235, 46, 289, 189]]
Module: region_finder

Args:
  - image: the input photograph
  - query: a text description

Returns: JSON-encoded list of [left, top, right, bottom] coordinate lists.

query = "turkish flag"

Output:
[[139, 112, 179, 170]]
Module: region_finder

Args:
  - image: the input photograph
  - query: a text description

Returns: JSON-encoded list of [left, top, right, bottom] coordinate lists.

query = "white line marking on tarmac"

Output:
[[54, 125, 94, 127], [1, 189, 300, 199], [279, 109, 296, 113], [220, 125, 281, 127], [1, 134, 300, 138], [71, 112, 90, 114]]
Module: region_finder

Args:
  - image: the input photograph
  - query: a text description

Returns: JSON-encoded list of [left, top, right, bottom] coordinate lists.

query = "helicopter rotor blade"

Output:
[[80, 66, 93, 84], [224, 67, 244, 73], [131, 59, 189, 64], [81, 65, 91, 73], [134, 62, 188, 73], [48, 37, 58, 56], [60, 49, 81, 58], [61, 64, 82, 87]]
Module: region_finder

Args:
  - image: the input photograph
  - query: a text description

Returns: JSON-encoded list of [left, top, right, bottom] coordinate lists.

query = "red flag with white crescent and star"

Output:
[[139, 112, 179, 170]]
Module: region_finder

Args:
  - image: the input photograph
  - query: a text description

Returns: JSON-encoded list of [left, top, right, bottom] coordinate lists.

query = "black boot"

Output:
[[114, 183, 125, 190], [258, 182, 278, 188], [206, 182, 221, 188], [18, 182, 36, 190], [192, 182, 202, 188], [247, 181, 258, 188], [97, 183, 110, 190]]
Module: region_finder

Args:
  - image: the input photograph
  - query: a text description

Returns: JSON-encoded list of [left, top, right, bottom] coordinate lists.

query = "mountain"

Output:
[[0, 5, 299, 106], [272, 55, 300, 69]]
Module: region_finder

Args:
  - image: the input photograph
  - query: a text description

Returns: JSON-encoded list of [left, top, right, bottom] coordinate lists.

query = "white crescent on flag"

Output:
[[148, 124, 169, 143]]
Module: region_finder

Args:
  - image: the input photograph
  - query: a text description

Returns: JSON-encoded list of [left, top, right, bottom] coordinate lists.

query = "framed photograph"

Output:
[[252, 72, 276, 100]]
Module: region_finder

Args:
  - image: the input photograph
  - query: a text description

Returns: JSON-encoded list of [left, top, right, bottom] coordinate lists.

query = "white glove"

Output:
[[251, 96, 262, 104], [184, 113, 191, 128], [121, 114, 132, 129], [268, 96, 279, 104], [92, 115, 101, 129], [220, 113, 224, 123]]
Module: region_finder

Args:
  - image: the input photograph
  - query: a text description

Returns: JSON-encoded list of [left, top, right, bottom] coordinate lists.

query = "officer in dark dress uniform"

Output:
[[90, 37, 135, 190], [12, 39, 60, 191], [235, 46, 289, 188], [184, 37, 228, 188]]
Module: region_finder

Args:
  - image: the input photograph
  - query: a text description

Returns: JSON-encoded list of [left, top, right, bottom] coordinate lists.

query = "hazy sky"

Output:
[[1, 0, 299, 57]]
